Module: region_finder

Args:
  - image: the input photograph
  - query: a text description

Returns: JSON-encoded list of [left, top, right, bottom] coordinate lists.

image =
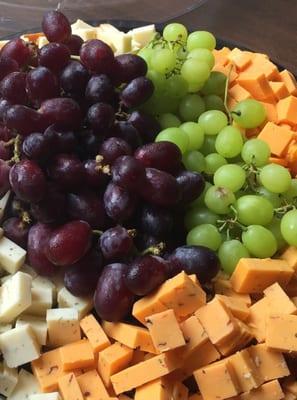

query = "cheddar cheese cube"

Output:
[[229, 84, 252, 102], [102, 321, 157, 353], [0, 362, 18, 397], [280, 70, 297, 95], [172, 382, 189, 400], [283, 378, 297, 396], [60, 339, 95, 371], [110, 352, 179, 394], [176, 315, 208, 359], [76, 369, 110, 400], [247, 343, 289, 381], [188, 395, 203, 400], [213, 47, 231, 66], [58, 373, 84, 400], [217, 294, 250, 321], [98, 342, 133, 388], [245, 54, 280, 81], [216, 319, 253, 356], [270, 81, 289, 100], [230, 258, 293, 293], [214, 279, 251, 305], [80, 314, 110, 353], [277, 95, 297, 126], [237, 72, 275, 102], [281, 246, 297, 271], [46, 308, 81, 347], [247, 297, 270, 342], [228, 350, 263, 392], [134, 378, 172, 400], [194, 359, 240, 400], [266, 314, 297, 352], [227, 48, 252, 71], [238, 379, 284, 400], [132, 292, 168, 325], [146, 309, 185, 352], [258, 122, 294, 157], [130, 349, 146, 366], [264, 282, 297, 315]]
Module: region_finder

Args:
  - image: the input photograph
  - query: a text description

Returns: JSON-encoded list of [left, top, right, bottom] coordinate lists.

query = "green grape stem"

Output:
[[274, 204, 296, 217], [242, 163, 261, 192], [223, 64, 234, 124], [141, 242, 165, 256]]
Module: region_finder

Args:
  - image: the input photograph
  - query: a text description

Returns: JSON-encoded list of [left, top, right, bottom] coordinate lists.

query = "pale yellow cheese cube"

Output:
[[46, 308, 81, 347]]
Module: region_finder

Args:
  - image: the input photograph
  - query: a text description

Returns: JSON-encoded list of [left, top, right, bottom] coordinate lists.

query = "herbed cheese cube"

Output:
[[29, 393, 61, 400], [0, 236, 26, 273], [8, 369, 39, 400], [0, 323, 12, 333], [33, 276, 57, 304], [0, 271, 32, 323], [16, 315, 48, 346], [46, 308, 81, 347], [26, 287, 53, 316], [0, 324, 40, 368], [57, 287, 92, 319], [0, 191, 10, 222], [0, 362, 18, 396]]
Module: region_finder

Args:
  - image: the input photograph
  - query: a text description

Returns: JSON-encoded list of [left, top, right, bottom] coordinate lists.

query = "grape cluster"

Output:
[[0, 13, 220, 322]]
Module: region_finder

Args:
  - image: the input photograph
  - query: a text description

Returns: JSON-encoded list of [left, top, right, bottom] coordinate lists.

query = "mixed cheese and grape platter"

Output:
[[1, 9, 297, 400]]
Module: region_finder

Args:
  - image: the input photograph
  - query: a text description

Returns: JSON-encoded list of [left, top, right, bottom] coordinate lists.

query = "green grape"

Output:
[[204, 95, 225, 112], [281, 210, 297, 246], [241, 138, 270, 166], [187, 224, 222, 251], [180, 122, 204, 151], [190, 181, 212, 207], [183, 150, 205, 172], [151, 49, 176, 74], [146, 70, 166, 93], [179, 94, 205, 122], [256, 186, 282, 208], [163, 23, 188, 42], [219, 240, 250, 275], [204, 153, 227, 175], [214, 164, 246, 192], [242, 225, 277, 258], [198, 110, 228, 135], [267, 218, 287, 250], [181, 59, 210, 84], [236, 195, 274, 226], [187, 48, 215, 69], [201, 72, 227, 96], [166, 75, 188, 99], [215, 126, 243, 158], [187, 31, 216, 51], [232, 99, 266, 128], [138, 47, 154, 67], [205, 185, 236, 214], [283, 179, 297, 201], [260, 163, 291, 193], [158, 113, 181, 129], [188, 81, 205, 93], [200, 135, 216, 155], [155, 127, 189, 153], [184, 207, 218, 230]]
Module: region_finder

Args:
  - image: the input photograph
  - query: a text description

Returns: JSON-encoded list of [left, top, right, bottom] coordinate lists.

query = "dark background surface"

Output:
[[0, 0, 296, 74]]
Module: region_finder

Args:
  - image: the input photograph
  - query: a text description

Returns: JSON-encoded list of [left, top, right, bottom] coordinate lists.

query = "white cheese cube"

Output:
[[0, 40, 9, 50], [0, 362, 18, 397], [98, 24, 131, 54], [46, 308, 80, 347], [32, 276, 57, 304], [0, 274, 11, 284], [37, 36, 49, 48], [72, 28, 97, 41], [129, 24, 156, 47], [0, 191, 10, 222], [26, 287, 52, 316], [29, 393, 61, 400], [0, 323, 12, 334], [0, 271, 32, 323], [57, 287, 92, 319], [0, 325, 40, 368], [16, 315, 47, 346], [22, 264, 38, 279], [8, 369, 39, 400], [0, 236, 26, 273], [71, 19, 94, 30]]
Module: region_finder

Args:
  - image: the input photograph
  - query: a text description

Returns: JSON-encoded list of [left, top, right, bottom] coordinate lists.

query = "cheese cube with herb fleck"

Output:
[[8, 369, 39, 400], [16, 315, 48, 346], [26, 287, 53, 316], [0, 236, 26, 273], [57, 287, 92, 319], [0, 362, 18, 397], [46, 308, 81, 347]]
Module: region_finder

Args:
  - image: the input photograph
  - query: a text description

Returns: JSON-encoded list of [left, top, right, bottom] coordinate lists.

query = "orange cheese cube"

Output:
[[110, 352, 179, 394], [270, 81, 289, 100], [145, 309, 185, 352], [286, 276, 297, 297], [58, 373, 84, 400], [60, 339, 95, 371], [213, 47, 231, 67], [227, 96, 238, 111], [176, 315, 208, 359], [119, 396, 133, 400], [284, 391, 297, 400], [244, 54, 280, 81], [76, 369, 110, 400], [277, 96, 297, 126], [247, 297, 270, 342], [238, 380, 284, 400], [258, 122, 294, 156], [283, 378, 297, 396], [213, 64, 238, 85], [266, 314, 297, 352], [195, 296, 239, 346], [188, 395, 203, 400], [134, 378, 172, 400], [172, 382, 189, 400], [229, 84, 251, 102], [247, 343, 289, 381], [31, 349, 66, 392], [237, 72, 275, 102], [264, 282, 297, 315], [130, 349, 146, 366], [194, 359, 240, 400], [260, 102, 278, 123], [216, 319, 253, 356], [268, 157, 288, 166], [80, 314, 110, 353], [281, 247, 297, 271], [214, 279, 251, 305], [98, 342, 133, 388], [227, 48, 252, 71], [216, 294, 250, 321], [280, 70, 297, 95], [228, 349, 263, 392], [230, 258, 293, 294], [132, 292, 168, 325], [102, 321, 157, 354]]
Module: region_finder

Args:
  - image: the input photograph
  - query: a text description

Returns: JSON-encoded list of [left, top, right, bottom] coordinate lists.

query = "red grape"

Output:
[[134, 232, 161, 252], [85, 74, 115, 105], [44, 124, 77, 154], [4, 105, 49, 136], [47, 153, 85, 191], [124, 255, 168, 296], [128, 110, 160, 143], [30, 184, 66, 224], [80, 39, 114, 74], [27, 223, 56, 276], [111, 121, 142, 150], [87, 102, 115, 134], [0, 72, 28, 105], [46, 220, 92, 266], [0, 123, 13, 141], [111, 155, 145, 191], [0, 38, 30, 67], [83, 159, 109, 189], [176, 171, 205, 204], [3, 217, 29, 249], [64, 34, 84, 55], [26, 66, 59, 104], [99, 137, 132, 164], [39, 98, 82, 130], [22, 132, 52, 161], [0, 140, 12, 160], [134, 141, 182, 173], [0, 99, 12, 122], [42, 10, 72, 43], [9, 159, 47, 203], [94, 263, 135, 321], [99, 225, 133, 261], [120, 77, 154, 108], [0, 57, 19, 81], [0, 160, 11, 196], [115, 54, 147, 83], [104, 182, 137, 222], [79, 131, 102, 158], [60, 61, 89, 97], [139, 204, 173, 238], [39, 43, 71, 73]]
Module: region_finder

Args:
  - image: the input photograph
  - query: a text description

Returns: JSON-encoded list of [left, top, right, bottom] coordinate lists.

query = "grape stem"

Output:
[[95, 155, 111, 175], [223, 64, 234, 124], [217, 205, 248, 236], [8, 135, 22, 164], [242, 163, 260, 192], [92, 230, 103, 236], [21, 210, 31, 225], [274, 203, 296, 216], [141, 242, 165, 256], [127, 229, 137, 238]]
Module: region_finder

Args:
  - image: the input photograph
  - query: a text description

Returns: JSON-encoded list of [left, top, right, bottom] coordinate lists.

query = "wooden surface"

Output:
[[0, 0, 296, 75]]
